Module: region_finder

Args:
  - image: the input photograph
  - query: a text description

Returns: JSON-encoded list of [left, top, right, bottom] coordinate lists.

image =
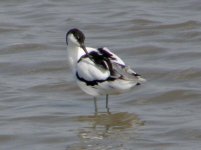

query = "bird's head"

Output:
[[66, 28, 89, 55]]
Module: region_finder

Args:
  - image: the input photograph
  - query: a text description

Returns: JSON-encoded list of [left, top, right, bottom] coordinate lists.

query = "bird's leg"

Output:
[[94, 97, 98, 115], [106, 94, 110, 114]]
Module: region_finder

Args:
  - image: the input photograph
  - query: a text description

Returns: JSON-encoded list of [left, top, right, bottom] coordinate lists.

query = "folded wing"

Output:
[[76, 47, 146, 86], [98, 47, 146, 83]]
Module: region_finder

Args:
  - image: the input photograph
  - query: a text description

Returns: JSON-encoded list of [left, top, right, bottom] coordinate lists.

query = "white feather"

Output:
[[76, 57, 110, 81]]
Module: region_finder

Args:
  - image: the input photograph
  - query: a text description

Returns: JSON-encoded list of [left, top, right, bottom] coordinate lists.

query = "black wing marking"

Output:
[[76, 71, 115, 86], [97, 47, 118, 61], [78, 50, 115, 76]]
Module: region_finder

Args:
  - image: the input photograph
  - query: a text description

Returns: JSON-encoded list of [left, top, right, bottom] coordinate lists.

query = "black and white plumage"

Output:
[[66, 28, 146, 107]]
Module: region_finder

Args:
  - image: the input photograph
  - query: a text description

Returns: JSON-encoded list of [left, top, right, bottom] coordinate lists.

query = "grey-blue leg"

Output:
[[106, 94, 110, 113]]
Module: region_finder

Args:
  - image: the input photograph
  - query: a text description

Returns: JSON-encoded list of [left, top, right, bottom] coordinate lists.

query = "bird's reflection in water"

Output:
[[67, 106, 144, 150], [76, 110, 144, 140]]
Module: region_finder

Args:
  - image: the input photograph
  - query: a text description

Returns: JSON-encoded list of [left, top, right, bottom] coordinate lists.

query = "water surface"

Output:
[[0, 0, 201, 150]]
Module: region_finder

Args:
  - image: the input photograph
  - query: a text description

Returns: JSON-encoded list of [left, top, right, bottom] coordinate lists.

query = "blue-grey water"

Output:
[[0, 0, 201, 150]]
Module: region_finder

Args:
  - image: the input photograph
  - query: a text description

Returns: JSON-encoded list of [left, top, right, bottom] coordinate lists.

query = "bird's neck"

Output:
[[67, 44, 84, 71]]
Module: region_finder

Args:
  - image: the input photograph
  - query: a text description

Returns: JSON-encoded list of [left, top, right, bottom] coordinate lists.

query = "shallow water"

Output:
[[0, 0, 201, 150]]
